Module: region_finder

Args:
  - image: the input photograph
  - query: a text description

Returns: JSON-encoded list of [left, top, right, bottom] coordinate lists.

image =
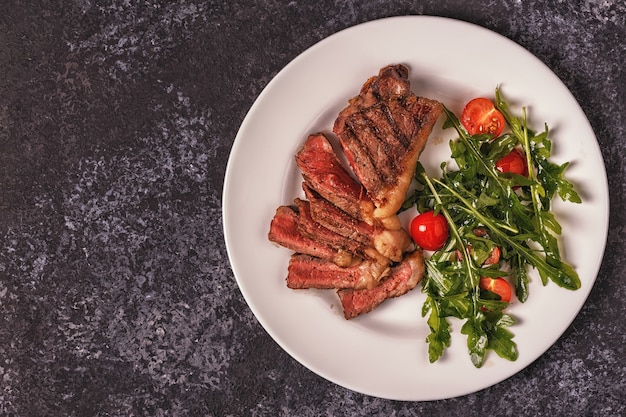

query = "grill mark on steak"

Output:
[[333, 64, 443, 219], [346, 109, 396, 187], [336, 125, 383, 195], [347, 102, 416, 187], [383, 102, 413, 147]]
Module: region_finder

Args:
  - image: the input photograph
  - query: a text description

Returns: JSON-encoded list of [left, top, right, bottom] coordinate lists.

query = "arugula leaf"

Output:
[[495, 88, 581, 205], [511, 253, 530, 302], [423, 296, 451, 363], [485, 313, 518, 361], [461, 314, 489, 368], [408, 88, 581, 367], [433, 178, 581, 290]]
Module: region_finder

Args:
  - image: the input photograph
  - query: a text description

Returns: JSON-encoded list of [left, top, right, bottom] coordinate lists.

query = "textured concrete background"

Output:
[[1, 1, 624, 416]]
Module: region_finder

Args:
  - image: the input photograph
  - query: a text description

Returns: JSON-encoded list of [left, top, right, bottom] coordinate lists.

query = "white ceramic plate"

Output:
[[223, 16, 609, 401]]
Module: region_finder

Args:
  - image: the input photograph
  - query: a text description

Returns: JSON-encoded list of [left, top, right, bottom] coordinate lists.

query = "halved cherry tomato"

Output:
[[461, 98, 505, 137], [410, 211, 449, 251], [479, 277, 512, 302], [483, 246, 501, 266], [495, 149, 529, 177]]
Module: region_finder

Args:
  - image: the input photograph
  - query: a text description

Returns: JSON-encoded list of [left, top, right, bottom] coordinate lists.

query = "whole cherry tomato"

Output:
[[495, 149, 529, 177], [410, 211, 449, 251], [461, 97, 505, 137]]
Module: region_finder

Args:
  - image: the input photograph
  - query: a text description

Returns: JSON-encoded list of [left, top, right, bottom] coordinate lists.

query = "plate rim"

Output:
[[222, 15, 610, 401]]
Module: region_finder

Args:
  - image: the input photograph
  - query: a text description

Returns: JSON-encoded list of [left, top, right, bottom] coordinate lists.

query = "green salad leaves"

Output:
[[403, 88, 581, 367]]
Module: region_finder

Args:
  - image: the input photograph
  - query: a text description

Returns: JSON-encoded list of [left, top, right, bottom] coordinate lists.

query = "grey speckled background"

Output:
[[1, 1, 624, 416]]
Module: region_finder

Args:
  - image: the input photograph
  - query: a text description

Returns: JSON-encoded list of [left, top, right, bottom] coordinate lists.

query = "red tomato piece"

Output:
[[495, 149, 529, 177], [483, 246, 501, 266], [461, 97, 505, 137], [410, 211, 449, 251], [479, 277, 512, 302]]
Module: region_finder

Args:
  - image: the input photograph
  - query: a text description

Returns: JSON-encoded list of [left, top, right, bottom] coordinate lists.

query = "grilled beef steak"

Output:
[[268, 64, 440, 319], [337, 249, 425, 319], [303, 183, 410, 262], [303, 182, 375, 245], [286, 254, 386, 290], [268, 205, 354, 267], [294, 198, 363, 256], [296, 133, 375, 224], [333, 64, 443, 219]]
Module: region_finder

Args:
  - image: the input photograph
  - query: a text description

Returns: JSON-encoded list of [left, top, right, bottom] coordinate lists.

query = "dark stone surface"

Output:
[[1, 1, 624, 416]]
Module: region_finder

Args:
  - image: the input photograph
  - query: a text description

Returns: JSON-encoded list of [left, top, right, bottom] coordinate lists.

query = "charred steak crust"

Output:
[[333, 64, 443, 219]]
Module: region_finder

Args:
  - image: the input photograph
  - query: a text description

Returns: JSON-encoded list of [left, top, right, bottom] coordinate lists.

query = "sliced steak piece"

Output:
[[295, 198, 391, 282], [294, 198, 363, 256], [337, 249, 425, 319], [268, 205, 354, 267], [303, 183, 411, 262], [295, 132, 375, 224], [286, 254, 386, 290], [333, 64, 443, 219], [303, 183, 373, 245]]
